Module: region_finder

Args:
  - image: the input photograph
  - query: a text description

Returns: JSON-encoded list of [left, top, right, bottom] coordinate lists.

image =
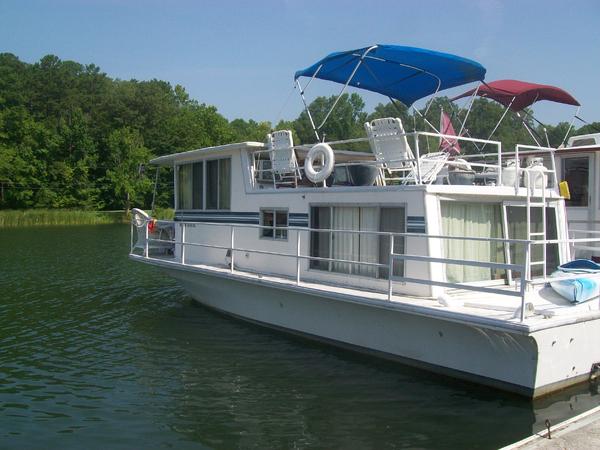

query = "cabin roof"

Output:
[[150, 142, 265, 166], [150, 141, 376, 166]]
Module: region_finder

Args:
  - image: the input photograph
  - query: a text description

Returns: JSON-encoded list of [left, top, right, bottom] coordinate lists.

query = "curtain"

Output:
[[192, 162, 203, 209], [441, 202, 504, 283], [379, 208, 406, 279], [332, 207, 360, 274], [310, 207, 331, 270], [178, 164, 193, 209], [218, 159, 231, 210], [357, 207, 379, 277], [206, 160, 218, 209]]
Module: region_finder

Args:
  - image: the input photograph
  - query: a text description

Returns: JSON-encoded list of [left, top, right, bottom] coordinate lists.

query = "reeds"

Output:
[[0, 209, 128, 227]]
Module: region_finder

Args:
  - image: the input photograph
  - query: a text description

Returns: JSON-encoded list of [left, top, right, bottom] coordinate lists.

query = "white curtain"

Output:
[[358, 207, 379, 277], [332, 207, 360, 274], [441, 202, 504, 283]]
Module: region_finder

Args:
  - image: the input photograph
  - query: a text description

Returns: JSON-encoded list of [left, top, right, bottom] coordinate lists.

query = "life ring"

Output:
[[304, 143, 335, 184]]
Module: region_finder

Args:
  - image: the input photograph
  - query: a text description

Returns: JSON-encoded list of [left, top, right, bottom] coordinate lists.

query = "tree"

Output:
[[293, 93, 367, 145], [102, 127, 153, 210]]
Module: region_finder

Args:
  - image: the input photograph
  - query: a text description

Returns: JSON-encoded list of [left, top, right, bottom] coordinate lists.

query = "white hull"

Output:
[[142, 257, 600, 398]]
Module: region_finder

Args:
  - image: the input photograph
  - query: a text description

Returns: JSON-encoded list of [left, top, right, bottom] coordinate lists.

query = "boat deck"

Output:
[[132, 254, 600, 334]]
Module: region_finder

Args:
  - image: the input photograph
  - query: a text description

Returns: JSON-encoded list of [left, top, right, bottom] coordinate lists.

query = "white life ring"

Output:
[[304, 143, 335, 184]]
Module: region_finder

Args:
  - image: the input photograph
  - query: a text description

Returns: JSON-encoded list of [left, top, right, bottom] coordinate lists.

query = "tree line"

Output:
[[1, 53, 598, 210]]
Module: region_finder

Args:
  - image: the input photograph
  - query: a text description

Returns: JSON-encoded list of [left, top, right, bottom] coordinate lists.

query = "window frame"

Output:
[[175, 157, 231, 211], [561, 155, 590, 208], [307, 203, 407, 278], [259, 208, 289, 241]]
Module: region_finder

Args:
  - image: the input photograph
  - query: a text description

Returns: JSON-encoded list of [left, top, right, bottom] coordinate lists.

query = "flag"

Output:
[[439, 111, 461, 155]]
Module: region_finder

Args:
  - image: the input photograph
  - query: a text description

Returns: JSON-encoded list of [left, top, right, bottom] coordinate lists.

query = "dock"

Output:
[[502, 405, 600, 449]]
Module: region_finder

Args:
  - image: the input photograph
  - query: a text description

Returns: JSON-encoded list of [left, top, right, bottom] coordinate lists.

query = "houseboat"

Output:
[[129, 45, 600, 398], [556, 133, 600, 260]]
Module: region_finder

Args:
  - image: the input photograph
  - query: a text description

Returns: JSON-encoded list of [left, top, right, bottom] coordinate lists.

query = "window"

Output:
[[261, 209, 288, 240], [505, 205, 558, 277], [177, 158, 230, 210], [562, 157, 589, 206], [309, 206, 405, 278], [441, 202, 505, 283], [178, 164, 193, 209]]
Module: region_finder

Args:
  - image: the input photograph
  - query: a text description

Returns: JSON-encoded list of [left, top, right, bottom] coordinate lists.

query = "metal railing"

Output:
[[131, 218, 555, 322], [250, 133, 561, 190]]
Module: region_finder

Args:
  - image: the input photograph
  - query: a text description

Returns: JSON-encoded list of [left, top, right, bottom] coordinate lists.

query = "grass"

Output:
[[153, 207, 175, 220], [0, 209, 128, 227], [0, 208, 176, 227]]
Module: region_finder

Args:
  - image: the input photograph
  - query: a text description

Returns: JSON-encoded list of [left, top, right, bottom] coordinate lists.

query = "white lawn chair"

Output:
[[267, 130, 302, 188], [365, 117, 416, 182], [407, 151, 450, 184]]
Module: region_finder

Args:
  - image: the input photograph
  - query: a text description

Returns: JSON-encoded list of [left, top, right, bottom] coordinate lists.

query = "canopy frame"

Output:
[[453, 79, 580, 149], [295, 45, 485, 143]]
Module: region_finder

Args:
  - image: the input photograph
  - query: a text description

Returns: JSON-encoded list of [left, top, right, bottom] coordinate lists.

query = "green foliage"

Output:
[[0, 53, 233, 211], [0, 52, 596, 214], [0, 209, 127, 227]]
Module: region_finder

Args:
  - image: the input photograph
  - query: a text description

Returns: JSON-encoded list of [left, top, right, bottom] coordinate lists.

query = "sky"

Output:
[[1, 0, 599, 126]]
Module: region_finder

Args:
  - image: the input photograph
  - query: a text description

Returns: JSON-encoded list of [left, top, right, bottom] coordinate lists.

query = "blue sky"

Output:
[[1, 0, 599, 125]]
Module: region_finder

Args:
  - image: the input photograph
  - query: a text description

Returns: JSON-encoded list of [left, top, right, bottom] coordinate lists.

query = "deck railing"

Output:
[[131, 218, 549, 321], [131, 217, 600, 322], [250, 132, 560, 190]]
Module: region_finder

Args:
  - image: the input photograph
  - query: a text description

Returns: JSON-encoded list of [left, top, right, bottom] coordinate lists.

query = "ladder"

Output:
[[524, 168, 549, 281]]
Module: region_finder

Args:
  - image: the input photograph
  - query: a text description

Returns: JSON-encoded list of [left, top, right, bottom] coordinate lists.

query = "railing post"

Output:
[[414, 135, 422, 185], [388, 234, 395, 301], [144, 220, 149, 258], [230, 226, 235, 273], [497, 142, 502, 186], [181, 224, 186, 265], [130, 220, 134, 253], [514, 145, 520, 193], [520, 241, 531, 322], [296, 230, 301, 285]]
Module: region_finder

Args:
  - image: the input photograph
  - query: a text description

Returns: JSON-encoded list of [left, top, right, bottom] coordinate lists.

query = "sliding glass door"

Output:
[[310, 206, 405, 278]]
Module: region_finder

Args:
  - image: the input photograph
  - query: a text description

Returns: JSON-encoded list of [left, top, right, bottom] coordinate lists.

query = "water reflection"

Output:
[[1, 225, 598, 449]]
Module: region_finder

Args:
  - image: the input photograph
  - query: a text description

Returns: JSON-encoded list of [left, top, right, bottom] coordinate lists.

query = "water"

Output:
[[1, 225, 599, 449]]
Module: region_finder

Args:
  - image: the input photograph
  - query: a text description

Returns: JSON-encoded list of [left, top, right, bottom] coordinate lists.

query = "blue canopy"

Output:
[[294, 45, 486, 106]]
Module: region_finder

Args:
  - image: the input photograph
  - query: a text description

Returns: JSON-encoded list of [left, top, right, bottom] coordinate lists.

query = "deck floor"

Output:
[[134, 253, 600, 332]]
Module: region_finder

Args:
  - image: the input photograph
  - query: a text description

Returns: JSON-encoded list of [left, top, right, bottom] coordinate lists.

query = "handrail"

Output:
[[130, 217, 539, 321], [133, 216, 600, 322]]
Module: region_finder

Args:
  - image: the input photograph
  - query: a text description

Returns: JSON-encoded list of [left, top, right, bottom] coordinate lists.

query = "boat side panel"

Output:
[[163, 266, 539, 394], [532, 320, 600, 392]]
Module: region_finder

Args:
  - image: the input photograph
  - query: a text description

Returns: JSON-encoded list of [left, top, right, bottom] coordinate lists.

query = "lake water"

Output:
[[2, 225, 599, 449]]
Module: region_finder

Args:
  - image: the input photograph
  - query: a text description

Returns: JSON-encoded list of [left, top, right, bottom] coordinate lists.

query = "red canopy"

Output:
[[452, 79, 579, 111]]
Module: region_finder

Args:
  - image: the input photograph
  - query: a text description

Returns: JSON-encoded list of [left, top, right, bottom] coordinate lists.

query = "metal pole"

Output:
[[315, 45, 378, 132], [144, 221, 149, 258], [520, 241, 531, 322], [514, 145, 521, 194], [296, 231, 301, 285], [295, 79, 320, 142], [230, 226, 235, 273], [181, 224, 186, 265], [151, 166, 159, 214], [414, 135, 422, 184], [130, 220, 134, 253], [561, 106, 581, 147], [457, 83, 481, 138], [497, 142, 503, 186], [388, 235, 395, 301]]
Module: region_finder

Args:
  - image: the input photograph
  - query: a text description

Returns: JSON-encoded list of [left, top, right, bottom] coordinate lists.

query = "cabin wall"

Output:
[[172, 149, 432, 296]]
